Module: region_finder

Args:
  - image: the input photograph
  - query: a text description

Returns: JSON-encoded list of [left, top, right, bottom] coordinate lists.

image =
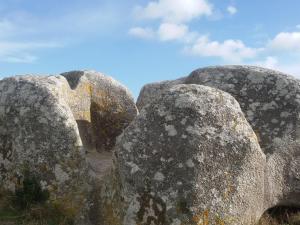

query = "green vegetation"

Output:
[[0, 170, 299, 225], [0, 170, 75, 225], [13, 170, 49, 210]]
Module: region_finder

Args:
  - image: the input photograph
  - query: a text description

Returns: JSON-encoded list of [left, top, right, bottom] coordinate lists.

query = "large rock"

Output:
[[62, 70, 137, 153], [0, 75, 89, 223], [0, 71, 138, 224], [137, 66, 300, 154], [265, 137, 300, 209], [112, 84, 266, 225], [136, 78, 185, 110]]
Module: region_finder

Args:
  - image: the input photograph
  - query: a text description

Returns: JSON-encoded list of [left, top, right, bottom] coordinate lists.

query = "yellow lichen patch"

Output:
[[50, 197, 80, 221], [222, 172, 235, 200], [90, 99, 129, 152], [102, 201, 122, 225], [191, 210, 210, 225], [254, 130, 261, 143], [215, 216, 226, 225], [100, 172, 124, 225]]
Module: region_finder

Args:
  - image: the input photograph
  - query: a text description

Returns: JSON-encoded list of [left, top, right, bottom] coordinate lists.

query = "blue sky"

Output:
[[0, 0, 300, 98]]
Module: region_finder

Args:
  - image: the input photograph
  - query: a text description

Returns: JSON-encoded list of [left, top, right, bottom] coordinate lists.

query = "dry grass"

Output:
[[258, 207, 300, 225], [0, 173, 75, 225]]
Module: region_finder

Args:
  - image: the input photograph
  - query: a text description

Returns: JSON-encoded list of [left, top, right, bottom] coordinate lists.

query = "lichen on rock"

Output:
[[0, 71, 138, 225], [113, 84, 266, 225]]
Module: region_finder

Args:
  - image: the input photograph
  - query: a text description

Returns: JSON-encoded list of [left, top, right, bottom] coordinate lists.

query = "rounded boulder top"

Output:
[[115, 84, 265, 225], [61, 70, 138, 153], [137, 65, 300, 154]]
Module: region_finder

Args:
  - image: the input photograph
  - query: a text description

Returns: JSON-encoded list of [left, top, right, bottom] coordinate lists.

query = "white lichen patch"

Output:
[[178, 163, 184, 168], [195, 153, 205, 164], [54, 164, 70, 183], [280, 112, 291, 118], [40, 180, 48, 190], [186, 159, 195, 168], [157, 106, 167, 117], [126, 161, 140, 174], [171, 218, 182, 225], [124, 195, 141, 225], [165, 124, 177, 136], [154, 172, 165, 181], [123, 142, 132, 152], [181, 118, 187, 125], [165, 114, 174, 121]]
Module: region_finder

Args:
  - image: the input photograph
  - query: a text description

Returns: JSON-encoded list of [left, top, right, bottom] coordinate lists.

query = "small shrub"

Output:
[[0, 170, 75, 225], [13, 171, 49, 210]]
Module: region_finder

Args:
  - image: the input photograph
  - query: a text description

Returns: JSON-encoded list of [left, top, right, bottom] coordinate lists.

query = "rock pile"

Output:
[[137, 66, 300, 155], [132, 66, 300, 224]]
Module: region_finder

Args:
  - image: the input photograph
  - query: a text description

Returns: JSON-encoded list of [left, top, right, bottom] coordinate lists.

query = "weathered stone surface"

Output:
[[265, 137, 300, 209], [0, 75, 90, 223], [113, 84, 266, 225], [186, 66, 300, 155], [137, 66, 300, 155], [62, 70, 138, 153], [136, 78, 185, 111], [136, 66, 300, 221], [0, 71, 138, 224]]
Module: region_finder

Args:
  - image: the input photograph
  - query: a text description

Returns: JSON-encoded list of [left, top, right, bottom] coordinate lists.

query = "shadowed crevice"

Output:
[[61, 71, 85, 90], [258, 206, 300, 225]]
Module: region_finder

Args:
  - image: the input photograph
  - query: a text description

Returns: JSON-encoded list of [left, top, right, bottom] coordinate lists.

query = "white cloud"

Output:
[[227, 6, 237, 15], [268, 32, 300, 51], [3, 54, 37, 63], [253, 56, 279, 69], [184, 36, 261, 62], [129, 23, 193, 42], [0, 3, 123, 63], [0, 19, 15, 38], [130, 2, 298, 65], [252, 56, 300, 78], [134, 0, 212, 23], [130, 0, 261, 62], [158, 23, 188, 41], [129, 27, 155, 39], [0, 41, 60, 63], [282, 64, 300, 78]]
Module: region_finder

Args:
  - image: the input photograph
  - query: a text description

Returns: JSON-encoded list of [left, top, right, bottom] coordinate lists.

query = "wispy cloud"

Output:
[[0, 2, 122, 63], [129, 27, 155, 39], [227, 6, 237, 15], [129, 0, 300, 76], [129, 0, 260, 63], [252, 56, 300, 78], [158, 23, 189, 41], [268, 31, 300, 52], [184, 36, 261, 62], [133, 0, 212, 23], [0, 41, 61, 63]]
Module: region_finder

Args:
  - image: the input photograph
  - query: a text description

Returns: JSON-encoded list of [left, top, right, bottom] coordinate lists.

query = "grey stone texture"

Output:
[[113, 84, 266, 225], [186, 66, 300, 155], [0, 71, 138, 224], [1, 66, 299, 225], [0, 75, 89, 223], [137, 65, 300, 154], [61, 70, 138, 153], [265, 136, 300, 209], [128, 66, 300, 224]]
